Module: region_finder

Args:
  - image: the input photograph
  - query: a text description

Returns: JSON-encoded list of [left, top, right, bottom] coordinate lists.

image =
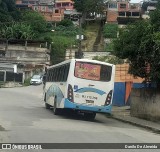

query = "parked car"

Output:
[[30, 75, 42, 85]]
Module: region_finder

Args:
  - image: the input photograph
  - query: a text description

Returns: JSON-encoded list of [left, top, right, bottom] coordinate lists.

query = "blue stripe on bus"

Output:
[[74, 87, 106, 95], [64, 99, 112, 113]]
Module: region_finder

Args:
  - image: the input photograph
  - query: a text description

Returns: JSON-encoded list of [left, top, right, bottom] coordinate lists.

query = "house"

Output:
[[141, 0, 157, 19], [15, 0, 75, 22], [106, 0, 141, 24], [0, 39, 50, 79]]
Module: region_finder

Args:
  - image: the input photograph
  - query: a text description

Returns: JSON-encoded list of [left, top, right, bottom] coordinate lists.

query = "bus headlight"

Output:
[[67, 84, 74, 102], [104, 90, 113, 106]]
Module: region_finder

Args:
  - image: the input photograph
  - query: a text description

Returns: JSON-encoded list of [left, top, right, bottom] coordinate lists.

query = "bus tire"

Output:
[[53, 97, 59, 115], [44, 94, 51, 109], [45, 103, 51, 109], [84, 112, 96, 120]]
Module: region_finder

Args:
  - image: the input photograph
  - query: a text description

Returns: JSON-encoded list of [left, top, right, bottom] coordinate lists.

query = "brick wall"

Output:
[[115, 64, 143, 83], [107, 10, 118, 23]]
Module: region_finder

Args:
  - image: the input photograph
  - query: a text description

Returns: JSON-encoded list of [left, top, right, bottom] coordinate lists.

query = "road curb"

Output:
[[108, 115, 160, 134]]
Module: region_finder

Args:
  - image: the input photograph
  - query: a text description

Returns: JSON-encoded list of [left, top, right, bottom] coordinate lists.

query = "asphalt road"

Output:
[[0, 85, 160, 152]]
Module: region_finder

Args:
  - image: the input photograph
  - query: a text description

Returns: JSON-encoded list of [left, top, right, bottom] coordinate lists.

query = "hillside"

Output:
[[82, 21, 105, 52]]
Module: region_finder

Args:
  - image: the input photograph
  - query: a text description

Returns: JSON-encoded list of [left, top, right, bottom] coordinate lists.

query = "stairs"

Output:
[[92, 20, 104, 52]]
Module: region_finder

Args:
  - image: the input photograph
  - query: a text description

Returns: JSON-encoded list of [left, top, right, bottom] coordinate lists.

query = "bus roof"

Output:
[[47, 59, 114, 69]]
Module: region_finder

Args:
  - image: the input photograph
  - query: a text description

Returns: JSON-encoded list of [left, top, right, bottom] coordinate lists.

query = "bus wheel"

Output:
[[84, 112, 96, 120], [44, 94, 51, 109], [45, 103, 51, 109], [53, 97, 59, 115]]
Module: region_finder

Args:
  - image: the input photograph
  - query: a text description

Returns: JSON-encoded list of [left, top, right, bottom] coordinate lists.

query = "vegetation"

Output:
[[21, 11, 47, 34], [23, 78, 31, 86], [0, 23, 35, 39], [93, 55, 124, 65], [113, 4, 160, 82], [42, 21, 80, 64], [0, 0, 18, 22], [73, 0, 105, 21], [0, 0, 80, 65], [103, 24, 118, 38]]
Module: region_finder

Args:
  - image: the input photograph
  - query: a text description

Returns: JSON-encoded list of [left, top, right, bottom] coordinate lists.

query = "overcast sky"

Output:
[[130, 0, 142, 3]]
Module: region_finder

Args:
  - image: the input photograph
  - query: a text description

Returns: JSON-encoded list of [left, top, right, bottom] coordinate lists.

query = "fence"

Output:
[[0, 71, 5, 82], [0, 71, 23, 83]]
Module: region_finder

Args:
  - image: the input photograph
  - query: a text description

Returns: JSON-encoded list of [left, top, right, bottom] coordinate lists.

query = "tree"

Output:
[[57, 19, 74, 27], [50, 36, 73, 65], [93, 55, 124, 65], [113, 17, 160, 82], [73, 0, 105, 20], [0, 23, 35, 40], [21, 11, 47, 34], [0, 0, 17, 22]]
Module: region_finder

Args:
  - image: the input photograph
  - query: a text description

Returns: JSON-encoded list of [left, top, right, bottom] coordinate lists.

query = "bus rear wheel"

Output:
[[84, 112, 96, 120], [45, 103, 51, 109]]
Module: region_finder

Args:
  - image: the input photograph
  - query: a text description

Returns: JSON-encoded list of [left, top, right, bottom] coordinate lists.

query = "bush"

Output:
[[24, 78, 31, 86], [57, 19, 73, 27], [103, 24, 118, 38]]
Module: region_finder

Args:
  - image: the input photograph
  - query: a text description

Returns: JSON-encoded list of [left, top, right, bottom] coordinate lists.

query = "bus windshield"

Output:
[[74, 61, 112, 81]]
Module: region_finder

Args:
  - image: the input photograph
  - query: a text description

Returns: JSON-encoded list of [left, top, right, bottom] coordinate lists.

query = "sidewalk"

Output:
[[111, 106, 160, 134]]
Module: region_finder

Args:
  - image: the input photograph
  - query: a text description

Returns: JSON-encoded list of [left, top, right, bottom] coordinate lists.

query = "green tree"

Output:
[[73, 0, 105, 20], [50, 36, 73, 65], [113, 17, 160, 82], [0, 23, 34, 39], [57, 19, 74, 27], [0, 0, 18, 22], [12, 23, 35, 39], [21, 11, 47, 34], [93, 55, 124, 65]]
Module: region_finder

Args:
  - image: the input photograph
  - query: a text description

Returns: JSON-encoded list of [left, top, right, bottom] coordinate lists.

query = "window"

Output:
[[126, 12, 131, 17], [120, 4, 126, 9], [62, 3, 69, 7], [41, 6, 46, 12], [132, 12, 140, 17], [46, 63, 70, 82], [100, 65, 112, 81], [74, 62, 112, 82], [56, 3, 61, 7], [119, 12, 125, 16], [55, 9, 59, 13], [109, 2, 117, 9], [34, 6, 39, 11]]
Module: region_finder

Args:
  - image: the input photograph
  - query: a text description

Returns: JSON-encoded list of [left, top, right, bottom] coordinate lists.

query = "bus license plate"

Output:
[[86, 100, 94, 104]]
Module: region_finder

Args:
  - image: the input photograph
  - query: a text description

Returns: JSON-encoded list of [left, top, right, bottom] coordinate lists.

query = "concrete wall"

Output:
[[131, 88, 160, 121], [0, 43, 50, 64]]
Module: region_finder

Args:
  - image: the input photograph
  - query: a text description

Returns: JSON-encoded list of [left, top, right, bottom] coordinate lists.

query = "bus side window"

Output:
[[55, 68, 58, 82], [63, 65, 67, 81], [48, 70, 50, 82], [46, 70, 49, 81], [64, 64, 70, 81], [61, 66, 65, 82], [59, 66, 63, 81]]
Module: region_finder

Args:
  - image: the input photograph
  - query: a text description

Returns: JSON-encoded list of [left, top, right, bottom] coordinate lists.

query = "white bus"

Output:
[[43, 59, 115, 120]]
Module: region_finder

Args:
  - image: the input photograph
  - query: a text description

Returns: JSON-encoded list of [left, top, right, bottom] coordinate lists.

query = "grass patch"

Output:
[[83, 23, 100, 51], [23, 78, 31, 86]]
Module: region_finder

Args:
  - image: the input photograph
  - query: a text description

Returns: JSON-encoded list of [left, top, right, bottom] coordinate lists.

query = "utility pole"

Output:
[[76, 17, 84, 59]]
